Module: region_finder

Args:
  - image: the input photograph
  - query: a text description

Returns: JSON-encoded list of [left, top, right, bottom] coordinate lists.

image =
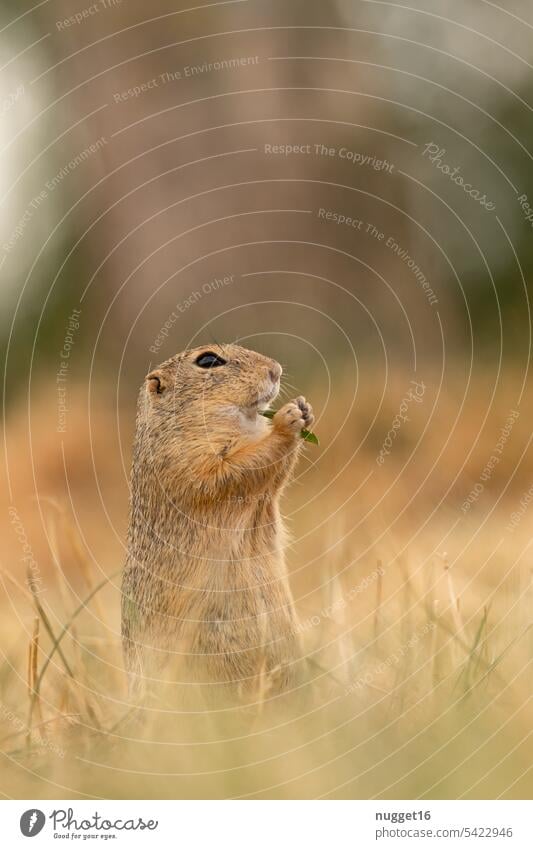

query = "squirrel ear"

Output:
[[146, 370, 166, 395]]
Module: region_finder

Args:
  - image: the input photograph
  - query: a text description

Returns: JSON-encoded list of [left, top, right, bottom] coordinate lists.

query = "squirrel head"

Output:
[[139, 344, 282, 435]]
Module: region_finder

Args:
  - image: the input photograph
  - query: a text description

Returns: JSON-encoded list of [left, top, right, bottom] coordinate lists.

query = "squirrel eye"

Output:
[[195, 352, 227, 368]]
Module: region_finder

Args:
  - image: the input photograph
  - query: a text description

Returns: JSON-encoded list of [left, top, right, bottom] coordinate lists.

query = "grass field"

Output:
[[1, 364, 532, 799]]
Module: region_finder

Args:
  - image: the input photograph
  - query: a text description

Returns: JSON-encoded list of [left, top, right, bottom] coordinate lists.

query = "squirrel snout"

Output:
[[268, 362, 282, 382]]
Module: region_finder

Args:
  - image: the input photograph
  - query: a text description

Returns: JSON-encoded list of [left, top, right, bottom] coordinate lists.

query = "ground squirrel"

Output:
[[121, 343, 314, 698]]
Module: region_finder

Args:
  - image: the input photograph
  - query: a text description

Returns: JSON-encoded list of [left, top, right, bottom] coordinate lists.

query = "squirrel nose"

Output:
[[269, 363, 282, 382]]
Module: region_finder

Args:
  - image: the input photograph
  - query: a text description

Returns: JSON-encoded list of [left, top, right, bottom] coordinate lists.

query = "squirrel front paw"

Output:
[[273, 396, 314, 436]]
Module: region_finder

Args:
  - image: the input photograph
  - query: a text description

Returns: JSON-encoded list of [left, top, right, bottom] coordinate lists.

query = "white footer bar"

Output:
[[4, 799, 532, 847]]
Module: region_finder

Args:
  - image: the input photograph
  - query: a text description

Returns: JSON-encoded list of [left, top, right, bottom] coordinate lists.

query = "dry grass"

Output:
[[0, 368, 532, 799], [1, 513, 531, 800]]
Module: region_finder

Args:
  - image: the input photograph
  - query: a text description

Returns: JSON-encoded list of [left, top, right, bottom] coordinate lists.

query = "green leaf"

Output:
[[260, 410, 319, 446], [301, 428, 319, 445]]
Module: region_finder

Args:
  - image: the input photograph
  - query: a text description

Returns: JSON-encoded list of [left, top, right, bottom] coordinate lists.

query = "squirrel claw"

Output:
[[273, 396, 315, 435]]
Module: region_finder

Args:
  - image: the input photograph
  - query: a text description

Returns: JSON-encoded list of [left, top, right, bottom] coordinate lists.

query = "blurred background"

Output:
[[0, 0, 532, 800]]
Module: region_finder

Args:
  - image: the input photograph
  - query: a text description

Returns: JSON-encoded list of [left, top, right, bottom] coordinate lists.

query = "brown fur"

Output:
[[121, 343, 314, 698]]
